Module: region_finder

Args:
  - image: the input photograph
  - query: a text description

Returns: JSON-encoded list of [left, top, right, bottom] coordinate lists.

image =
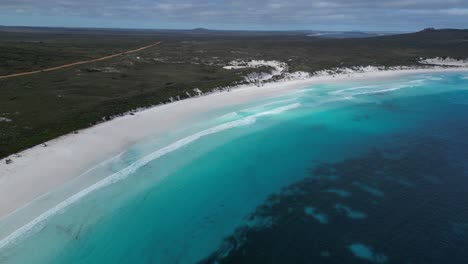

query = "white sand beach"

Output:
[[0, 66, 467, 245]]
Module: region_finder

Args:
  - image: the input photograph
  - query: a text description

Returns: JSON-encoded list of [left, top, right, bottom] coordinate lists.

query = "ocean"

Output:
[[1, 71, 468, 263]]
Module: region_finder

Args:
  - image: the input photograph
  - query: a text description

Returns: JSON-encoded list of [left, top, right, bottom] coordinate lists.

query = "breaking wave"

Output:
[[0, 103, 301, 250]]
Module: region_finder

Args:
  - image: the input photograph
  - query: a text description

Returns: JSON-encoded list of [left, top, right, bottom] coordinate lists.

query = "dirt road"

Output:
[[0, 41, 161, 80]]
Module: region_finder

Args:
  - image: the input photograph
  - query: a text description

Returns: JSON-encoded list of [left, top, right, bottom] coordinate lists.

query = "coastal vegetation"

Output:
[[1, 27, 468, 158]]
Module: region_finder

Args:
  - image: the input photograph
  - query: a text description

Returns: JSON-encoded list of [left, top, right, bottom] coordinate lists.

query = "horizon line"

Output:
[[0, 24, 430, 33]]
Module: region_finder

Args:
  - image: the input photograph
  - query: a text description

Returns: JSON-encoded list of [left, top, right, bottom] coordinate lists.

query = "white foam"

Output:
[[0, 117, 255, 249], [220, 99, 299, 120], [330, 84, 381, 94], [335, 80, 425, 97], [219, 112, 240, 120], [254, 103, 301, 116], [0, 152, 125, 223], [241, 98, 298, 113], [351, 85, 412, 96], [332, 79, 425, 96], [0, 103, 301, 250], [286, 87, 314, 95]]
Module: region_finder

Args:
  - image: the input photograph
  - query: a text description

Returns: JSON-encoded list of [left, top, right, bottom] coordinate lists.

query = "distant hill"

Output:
[[0, 25, 466, 38], [418, 28, 468, 34], [191, 28, 211, 32], [307, 31, 398, 39], [377, 28, 468, 43], [0, 26, 400, 38]]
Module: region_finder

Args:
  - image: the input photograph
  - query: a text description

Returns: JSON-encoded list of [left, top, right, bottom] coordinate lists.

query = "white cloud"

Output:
[[442, 8, 468, 15], [0, 0, 467, 30]]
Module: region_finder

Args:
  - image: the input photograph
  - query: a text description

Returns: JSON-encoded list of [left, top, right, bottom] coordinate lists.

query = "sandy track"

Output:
[[0, 41, 161, 80]]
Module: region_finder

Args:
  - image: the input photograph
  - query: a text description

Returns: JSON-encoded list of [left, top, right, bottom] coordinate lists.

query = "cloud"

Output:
[[442, 8, 468, 15], [0, 0, 467, 30]]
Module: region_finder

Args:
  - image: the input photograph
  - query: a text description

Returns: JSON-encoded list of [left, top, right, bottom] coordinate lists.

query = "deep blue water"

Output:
[[1, 72, 468, 263], [204, 90, 468, 264]]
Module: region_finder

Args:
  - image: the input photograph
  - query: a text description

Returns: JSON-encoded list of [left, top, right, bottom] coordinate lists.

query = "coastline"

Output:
[[1, 65, 467, 246]]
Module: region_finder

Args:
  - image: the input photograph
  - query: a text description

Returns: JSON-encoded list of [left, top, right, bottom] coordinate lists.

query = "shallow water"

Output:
[[1, 72, 468, 263]]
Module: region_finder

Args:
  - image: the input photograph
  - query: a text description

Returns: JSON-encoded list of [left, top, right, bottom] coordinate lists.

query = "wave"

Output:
[[219, 112, 241, 120], [331, 80, 425, 97], [351, 84, 419, 96], [241, 98, 299, 113], [0, 103, 301, 250], [0, 152, 125, 224], [286, 87, 317, 95], [218, 98, 299, 121], [331, 80, 425, 96], [254, 103, 301, 116], [330, 84, 380, 94]]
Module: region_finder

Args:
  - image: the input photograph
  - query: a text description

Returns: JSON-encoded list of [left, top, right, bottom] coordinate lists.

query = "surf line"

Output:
[[0, 103, 301, 250]]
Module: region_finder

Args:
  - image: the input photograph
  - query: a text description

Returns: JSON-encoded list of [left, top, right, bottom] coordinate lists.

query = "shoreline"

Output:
[[1, 65, 467, 246]]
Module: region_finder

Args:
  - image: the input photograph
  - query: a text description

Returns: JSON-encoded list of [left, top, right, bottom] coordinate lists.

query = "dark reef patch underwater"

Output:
[[202, 93, 468, 263]]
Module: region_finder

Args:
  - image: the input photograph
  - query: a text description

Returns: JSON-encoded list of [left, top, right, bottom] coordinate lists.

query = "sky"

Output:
[[0, 0, 467, 31]]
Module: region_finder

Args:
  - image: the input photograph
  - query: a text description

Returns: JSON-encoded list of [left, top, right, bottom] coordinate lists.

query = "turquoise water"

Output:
[[1, 71, 468, 263]]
